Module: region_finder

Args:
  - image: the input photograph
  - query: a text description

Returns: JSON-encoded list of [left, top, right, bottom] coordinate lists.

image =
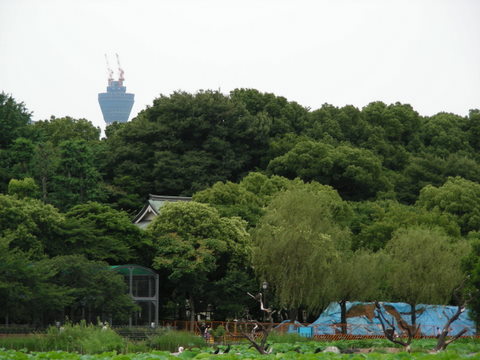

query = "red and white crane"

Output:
[[104, 54, 114, 85], [116, 53, 125, 84]]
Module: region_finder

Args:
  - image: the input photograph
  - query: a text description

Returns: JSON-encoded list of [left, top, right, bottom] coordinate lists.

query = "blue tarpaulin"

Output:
[[309, 302, 476, 336], [275, 320, 305, 333]]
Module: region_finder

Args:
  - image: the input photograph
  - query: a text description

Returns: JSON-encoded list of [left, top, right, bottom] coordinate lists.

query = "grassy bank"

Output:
[[0, 323, 205, 354]]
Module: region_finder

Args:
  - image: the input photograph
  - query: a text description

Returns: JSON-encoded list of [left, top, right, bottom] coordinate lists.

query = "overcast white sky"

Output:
[[1, 0, 479, 131]]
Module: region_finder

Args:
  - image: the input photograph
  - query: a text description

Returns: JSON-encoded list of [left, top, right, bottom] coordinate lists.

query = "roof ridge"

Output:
[[149, 194, 192, 201]]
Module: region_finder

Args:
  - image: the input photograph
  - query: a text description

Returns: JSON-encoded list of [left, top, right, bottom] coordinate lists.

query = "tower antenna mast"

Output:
[[116, 53, 125, 84]]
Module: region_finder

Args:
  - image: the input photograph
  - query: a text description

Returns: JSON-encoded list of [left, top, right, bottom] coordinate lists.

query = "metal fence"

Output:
[[111, 320, 477, 340], [1, 320, 477, 341]]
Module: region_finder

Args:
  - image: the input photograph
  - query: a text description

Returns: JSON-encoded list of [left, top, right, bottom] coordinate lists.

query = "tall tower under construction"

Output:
[[98, 54, 134, 124]]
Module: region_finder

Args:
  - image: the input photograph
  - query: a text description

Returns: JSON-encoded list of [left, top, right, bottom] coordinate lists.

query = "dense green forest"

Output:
[[1, 90, 479, 328]]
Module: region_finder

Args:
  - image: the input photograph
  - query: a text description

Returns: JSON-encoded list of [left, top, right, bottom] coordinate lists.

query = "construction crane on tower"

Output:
[[116, 53, 125, 84], [104, 54, 114, 85]]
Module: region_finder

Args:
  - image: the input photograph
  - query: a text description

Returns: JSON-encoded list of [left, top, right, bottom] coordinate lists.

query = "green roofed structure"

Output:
[[111, 264, 159, 326], [133, 194, 192, 229]]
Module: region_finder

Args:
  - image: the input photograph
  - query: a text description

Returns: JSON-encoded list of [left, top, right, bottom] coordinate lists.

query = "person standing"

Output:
[[204, 325, 210, 341]]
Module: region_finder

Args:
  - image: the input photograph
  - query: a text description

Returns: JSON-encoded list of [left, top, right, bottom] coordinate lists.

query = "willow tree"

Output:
[[385, 226, 469, 326], [331, 250, 386, 334], [252, 183, 351, 316]]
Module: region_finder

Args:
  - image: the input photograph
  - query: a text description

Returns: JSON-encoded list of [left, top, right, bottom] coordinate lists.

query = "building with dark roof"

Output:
[[133, 194, 192, 229]]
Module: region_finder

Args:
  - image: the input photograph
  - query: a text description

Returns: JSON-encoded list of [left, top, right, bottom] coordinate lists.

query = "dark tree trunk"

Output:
[[375, 301, 413, 352], [410, 303, 416, 326], [228, 292, 275, 355], [339, 300, 347, 335], [434, 305, 468, 352], [189, 294, 195, 332]]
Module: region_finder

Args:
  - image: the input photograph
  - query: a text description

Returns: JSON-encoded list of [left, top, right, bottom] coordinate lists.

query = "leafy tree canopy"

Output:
[[193, 180, 264, 226], [362, 101, 421, 146], [30, 141, 59, 202], [466, 109, 480, 151], [0, 239, 71, 325], [229, 88, 309, 136], [397, 153, 480, 204], [267, 140, 391, 200], [384, 226, 469, 312], [148, 201, 251, 320], [332, 250, 386, 303], [0, 194, 64, 258], [45, 255, 137, 323], [33, 116, 101, 145], [8, 177, 39, 199], [149, 202, 250, 278], [350, 200, 460, 251], [420, 112, 471, 157], [5, 137, 35, 180], [253, 184, 351, 312], [62, 202, 148, 264], [239, 172, 292, 203], [0, 92, 31, 149], [101, 89, 310, 209], [417, 176, 480, 235], [51, 139, 104, 210]]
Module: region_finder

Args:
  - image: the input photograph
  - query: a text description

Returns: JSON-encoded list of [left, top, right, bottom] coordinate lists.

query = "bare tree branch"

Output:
[[375, 302, 420, 352], [434, 305, 468, 351], [233, 292, 275, 354], [433, 279, 472, 352]]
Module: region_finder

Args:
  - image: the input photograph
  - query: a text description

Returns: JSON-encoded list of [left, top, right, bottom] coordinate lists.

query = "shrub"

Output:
[[147, 330, 204, 352], [114, 326, 163, 340], [45, 321, 124, 353], [212, 325, 226, 339], [0, 334, 47, 351], [124, 340, 149, 353]]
